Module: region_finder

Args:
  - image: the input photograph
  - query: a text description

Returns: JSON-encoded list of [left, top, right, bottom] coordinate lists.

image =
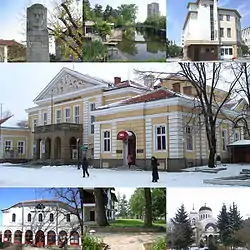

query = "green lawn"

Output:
[[109, 219, 166, 229]]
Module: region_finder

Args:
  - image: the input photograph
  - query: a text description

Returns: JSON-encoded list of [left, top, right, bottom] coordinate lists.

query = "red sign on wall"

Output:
[[117, 131, 129, 140]]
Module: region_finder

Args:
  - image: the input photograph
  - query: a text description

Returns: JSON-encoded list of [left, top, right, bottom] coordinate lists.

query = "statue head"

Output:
[[27, 4, 47, 31]]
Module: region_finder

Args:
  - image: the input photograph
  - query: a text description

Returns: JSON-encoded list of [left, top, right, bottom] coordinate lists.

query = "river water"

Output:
[[108, 29, 166, 61]]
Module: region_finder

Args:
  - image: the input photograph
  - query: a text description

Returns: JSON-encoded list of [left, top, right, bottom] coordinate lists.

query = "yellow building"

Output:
[[25, 67, 148, 163], [92, 83, 243, 171], [0, 126, 30, 162]]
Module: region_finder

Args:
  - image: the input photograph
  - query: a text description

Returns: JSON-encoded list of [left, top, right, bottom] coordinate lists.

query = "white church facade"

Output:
[[189, 205, 219, 245], [1, 189, 116, 247]]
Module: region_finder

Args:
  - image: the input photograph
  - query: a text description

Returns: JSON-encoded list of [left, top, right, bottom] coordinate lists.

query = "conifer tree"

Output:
[[228, 203, 243, 247], [217, 204, 231, 246], [170, 204, 194, 249]]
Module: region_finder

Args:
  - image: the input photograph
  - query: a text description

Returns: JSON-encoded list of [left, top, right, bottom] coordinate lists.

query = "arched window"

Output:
[[27, 213, 32, 222], [12, 213, 16, 222], [38, 213, 43, 222], [49, 213, 54, 222]]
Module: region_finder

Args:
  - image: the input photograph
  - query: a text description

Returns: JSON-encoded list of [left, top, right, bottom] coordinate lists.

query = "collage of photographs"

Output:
[[0, 0, 250, 249]]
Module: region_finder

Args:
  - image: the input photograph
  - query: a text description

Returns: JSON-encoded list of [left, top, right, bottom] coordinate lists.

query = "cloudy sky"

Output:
[[167, 0, 250, 44], [167, 188, 250, 221], [0, 0, 82, 53], [0, 62, 178, 127]]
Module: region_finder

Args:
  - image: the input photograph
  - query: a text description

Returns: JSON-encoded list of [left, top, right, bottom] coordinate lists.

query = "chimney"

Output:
[[114, 77, 121, 85]]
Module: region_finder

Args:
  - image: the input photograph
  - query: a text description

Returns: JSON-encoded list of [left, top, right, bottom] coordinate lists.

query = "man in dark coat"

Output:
[[151, 156, 159, 182], [82, 157, 90, 178]]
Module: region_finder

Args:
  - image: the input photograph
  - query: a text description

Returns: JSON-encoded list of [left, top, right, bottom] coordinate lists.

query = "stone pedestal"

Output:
[[26, 4, 50, 62]]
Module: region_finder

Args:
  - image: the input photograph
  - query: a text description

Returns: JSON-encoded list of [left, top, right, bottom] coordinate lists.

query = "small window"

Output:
[[227, 28, 231, 38], [5, 140, 12, 151], [27, 213, 31, 222], [172, 83, 180, 93], [43, 112, 47, 125], [66, 214, 71, 222], [186, 126, 193, 151], [33, 119, 37, 129], [74, 106, 80, 124], [56, 110, 62, 124], [90, 116, 95, 134], [155, 125, 166, 151], [220, 28, 224, 37], [183, 86, 192, 95], [18, 141, 25, 154], [226, 15, 230, 21], [38, 213, 43, 222], [219, 14, 223, 21], [12, 213, 16, 222], [90, 103, 96, 111], [65, 108, 71, 123], [50, 213, 54, 222], [229, 48, 233, 55], [103, 131, 111, 152]]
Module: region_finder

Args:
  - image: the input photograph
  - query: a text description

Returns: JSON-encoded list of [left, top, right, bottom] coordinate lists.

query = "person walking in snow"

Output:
[[151, 156, 159, 182], [127, 154, 133, 169], [82, 157, 89, 178]]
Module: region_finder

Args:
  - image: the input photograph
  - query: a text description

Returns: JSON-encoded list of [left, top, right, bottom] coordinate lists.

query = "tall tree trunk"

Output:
[[144, 188, 152, 227], [207, 121, 217, 168], [94, 188, 109, 226], [78, 188, 84, 240]]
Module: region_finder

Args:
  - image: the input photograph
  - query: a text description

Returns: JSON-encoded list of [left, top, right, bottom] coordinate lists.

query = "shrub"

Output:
[[151, 237, 166, 250], [82, 234, 104, 250]]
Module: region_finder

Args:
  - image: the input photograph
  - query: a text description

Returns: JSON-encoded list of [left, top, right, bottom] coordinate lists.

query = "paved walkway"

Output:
[[95, 232, 165, 250]]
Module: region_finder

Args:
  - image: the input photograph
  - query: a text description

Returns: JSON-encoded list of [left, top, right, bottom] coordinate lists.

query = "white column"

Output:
[[4, 45, 8, 63], [11, 232, 14, 243], [0, 133, 3, 159], [22, 232, 25, 244], [111, 123, 117, 157], [38, 110, 43, 125], [47, 107, 51, 124], [83, 99, 89, 144], [213, 0, 219, 42], [94, 123, 100, 159], [145, 118, 152, 159], [169, 112, 184, 158]]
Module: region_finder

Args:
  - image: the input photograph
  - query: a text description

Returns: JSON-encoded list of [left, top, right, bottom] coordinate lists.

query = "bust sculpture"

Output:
[[27, 4, 47, 31]]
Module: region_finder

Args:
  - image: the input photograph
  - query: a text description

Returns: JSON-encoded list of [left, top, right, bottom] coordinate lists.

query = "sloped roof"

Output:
[[0, 40, 24, 47], [1, 199, 77, 213]]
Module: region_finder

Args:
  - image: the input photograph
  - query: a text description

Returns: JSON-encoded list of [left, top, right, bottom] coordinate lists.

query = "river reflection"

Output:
[[108, 28, 166, 61]]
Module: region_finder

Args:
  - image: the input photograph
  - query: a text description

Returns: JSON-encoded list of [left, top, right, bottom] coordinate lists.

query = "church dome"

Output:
[[199, 205, 212, 212]]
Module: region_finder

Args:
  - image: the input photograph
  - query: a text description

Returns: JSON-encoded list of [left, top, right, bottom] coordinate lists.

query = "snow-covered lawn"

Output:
[[1, 163, 250, 187]]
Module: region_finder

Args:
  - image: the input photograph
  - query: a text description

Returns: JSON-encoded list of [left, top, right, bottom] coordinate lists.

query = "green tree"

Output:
[[93, 4, 103, 20], [117, 194, 129, 218], [129, 188, 144, 219], [217, 204, 231, 246], [229, 203, 243, 247], [82, 40, 107, 62], [117, 4, 138, 26], [241, 45, 249, 56], [93, 21, 111, 41], [170, 204, 194, 249], [151, 188, 166, 221]]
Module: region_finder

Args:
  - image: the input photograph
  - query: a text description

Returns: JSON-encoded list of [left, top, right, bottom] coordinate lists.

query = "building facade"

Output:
[[147, 2, 160, 18], [242, 26, 250, 49], [0, 127, 30, 162], [189, 205, 219, 246], [1, 189, 116, 246], [182, 0, 242, 61]]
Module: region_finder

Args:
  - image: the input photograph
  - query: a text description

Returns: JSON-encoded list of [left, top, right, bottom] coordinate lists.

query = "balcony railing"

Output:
[[34, 123, 83, 133]]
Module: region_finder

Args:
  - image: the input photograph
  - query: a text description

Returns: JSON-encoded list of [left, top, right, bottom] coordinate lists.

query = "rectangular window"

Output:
[[220, 28, 224, 37], [227, 28, 231, 38], [186, 126, 193, 151], [5, 140, 12, 151], [226, 15, 230, 21], [103, 130, 111, 152], [18, 141, 25, 154], [65, 108, 70, 123], [66, 214, 71, 222], [56, 110, 61, 124], [234, 132, 239, 141], [219, 14, 223, 21], [90, 116, 95, 134], [43, 113, 47, 125], [74, 106, 80, 124], [90, 103, 96, 111], [222, 129, 227, 151], [155, 125, 166, 151], [33, 119, 37, 130]]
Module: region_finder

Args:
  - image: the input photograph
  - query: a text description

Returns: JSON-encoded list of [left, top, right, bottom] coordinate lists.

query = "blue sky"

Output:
[[167, 0, 250, 44], [0, 188, 134, 229]]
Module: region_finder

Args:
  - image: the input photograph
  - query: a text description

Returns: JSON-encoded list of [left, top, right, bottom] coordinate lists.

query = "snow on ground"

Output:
[[1, 163, 250, 187]]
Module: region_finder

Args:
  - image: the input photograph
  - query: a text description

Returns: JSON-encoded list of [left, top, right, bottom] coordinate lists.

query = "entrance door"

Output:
[[193, 46, 200, 61], [90, 210, 95, 221], [128, 132, 136, 165], [35, 231, 45, 248]]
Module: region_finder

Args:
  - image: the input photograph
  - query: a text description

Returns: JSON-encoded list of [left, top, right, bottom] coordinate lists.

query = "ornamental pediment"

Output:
[[34, 68, 107, 102]]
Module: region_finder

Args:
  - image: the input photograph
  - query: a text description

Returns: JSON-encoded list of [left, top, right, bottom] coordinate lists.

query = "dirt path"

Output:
[[95, 232, 165, 250]]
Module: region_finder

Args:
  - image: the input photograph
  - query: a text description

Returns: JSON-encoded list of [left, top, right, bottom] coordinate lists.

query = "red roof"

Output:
[[123, 88, 176, 105], [0, 40, 23, 47]]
